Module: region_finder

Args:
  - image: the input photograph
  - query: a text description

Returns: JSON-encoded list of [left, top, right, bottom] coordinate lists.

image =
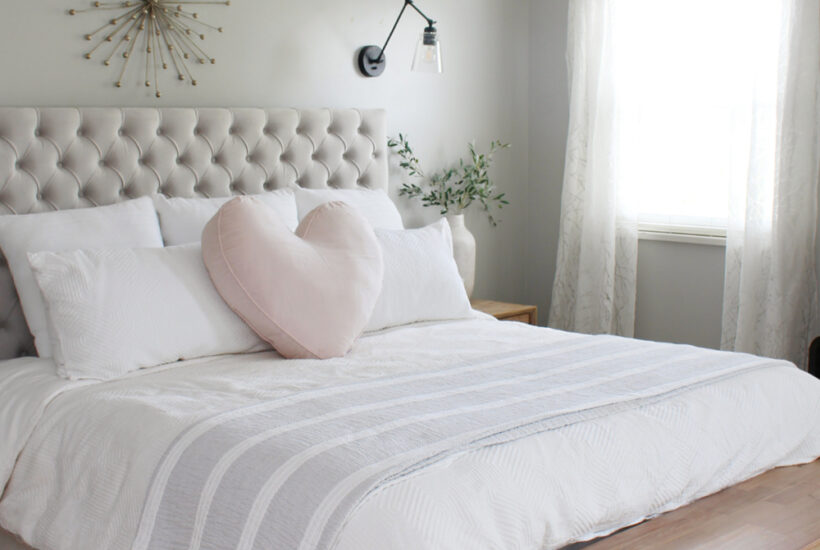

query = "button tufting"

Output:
[[211, 157, 217, 163], [246, 155, 252, 163], [57, 161, 64, 168], [77, 129, 83, 137], [176, 157, 182, 165], [157, 129, 163, 136], [263, 181, 273, 190], [99, 160, 106, 167], [119, 188, 128, 196], [36, 192, 43, 200], [14, 161, 21, 170], [34, 130, 41, 137], [229, 183, 238, 191], [117, 129, 124, 136]]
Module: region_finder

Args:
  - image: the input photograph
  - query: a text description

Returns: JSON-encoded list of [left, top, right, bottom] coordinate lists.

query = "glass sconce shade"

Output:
[[412, 29, 442, 73]]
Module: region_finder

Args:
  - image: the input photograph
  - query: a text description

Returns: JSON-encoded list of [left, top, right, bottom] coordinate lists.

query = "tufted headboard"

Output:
[[0, 107, 388, 359]]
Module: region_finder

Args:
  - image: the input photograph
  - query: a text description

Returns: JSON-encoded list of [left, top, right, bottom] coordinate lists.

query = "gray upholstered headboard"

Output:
[[0, 107, 388, 359]]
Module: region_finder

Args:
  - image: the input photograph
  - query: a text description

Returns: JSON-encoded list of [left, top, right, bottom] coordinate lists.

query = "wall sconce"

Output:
[[357, 0, 442, 77]]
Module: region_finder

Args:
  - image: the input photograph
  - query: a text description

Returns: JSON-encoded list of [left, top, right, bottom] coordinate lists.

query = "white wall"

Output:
[[0, 0, 531, 304]]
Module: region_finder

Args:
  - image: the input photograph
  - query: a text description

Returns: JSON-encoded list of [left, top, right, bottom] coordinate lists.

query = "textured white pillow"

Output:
[[365, 218, 472, 332], [294, 188, 404, 230], [0, 197, 163, 358], [153, 190, 299, 245], [28, 244, 268, 380]]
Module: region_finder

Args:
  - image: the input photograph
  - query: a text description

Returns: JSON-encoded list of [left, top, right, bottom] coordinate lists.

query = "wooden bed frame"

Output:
[[3, 459, 818, 549]]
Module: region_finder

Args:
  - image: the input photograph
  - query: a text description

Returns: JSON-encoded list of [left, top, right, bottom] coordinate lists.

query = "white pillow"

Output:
[[154, 190, 299, 245], [294, 188, 404, 230], [365, 218, 472, 332], [28, 244, 268, 380], [0, 197, 163, 358]]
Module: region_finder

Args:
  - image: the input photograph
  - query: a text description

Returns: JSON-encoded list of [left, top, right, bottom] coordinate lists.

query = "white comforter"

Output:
[[1, 317, 819, 550]]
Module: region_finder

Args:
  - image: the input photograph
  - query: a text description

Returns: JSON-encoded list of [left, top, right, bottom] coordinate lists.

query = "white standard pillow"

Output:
[[0, 197, 163, 358], [153, 190, 299, 245], [294, 188, 404, 230], [365, 218, 473, 332], [28, 244, 269, 380]]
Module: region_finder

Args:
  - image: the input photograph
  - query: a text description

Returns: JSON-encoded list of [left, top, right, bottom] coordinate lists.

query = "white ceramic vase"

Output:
[[447, 213, 476, 298]]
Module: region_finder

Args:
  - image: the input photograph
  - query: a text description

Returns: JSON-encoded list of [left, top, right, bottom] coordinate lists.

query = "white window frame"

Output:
[[637, 222, 726, 247]]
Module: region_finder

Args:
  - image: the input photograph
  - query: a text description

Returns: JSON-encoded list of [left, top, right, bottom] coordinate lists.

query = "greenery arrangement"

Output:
[[388, 134, 511, 226]]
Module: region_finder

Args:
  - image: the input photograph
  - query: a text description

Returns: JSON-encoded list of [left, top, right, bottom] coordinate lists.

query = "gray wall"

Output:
[[635, 241, 725, 349], [0, 0, 531, 305], [526, 0, 570, 326]]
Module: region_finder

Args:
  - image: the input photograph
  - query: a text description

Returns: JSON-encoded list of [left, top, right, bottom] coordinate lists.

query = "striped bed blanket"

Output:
[[132, 333, 779, 550]]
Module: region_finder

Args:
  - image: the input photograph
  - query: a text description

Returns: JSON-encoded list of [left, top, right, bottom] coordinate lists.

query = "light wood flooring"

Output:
[[572, 459, 820, 549]]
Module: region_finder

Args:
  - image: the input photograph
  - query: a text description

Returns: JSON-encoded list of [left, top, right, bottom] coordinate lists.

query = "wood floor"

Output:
[[573, 459, 820, 550]]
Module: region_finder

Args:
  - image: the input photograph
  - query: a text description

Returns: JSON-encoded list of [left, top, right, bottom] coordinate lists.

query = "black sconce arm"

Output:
[[378, 0, 436, 62]]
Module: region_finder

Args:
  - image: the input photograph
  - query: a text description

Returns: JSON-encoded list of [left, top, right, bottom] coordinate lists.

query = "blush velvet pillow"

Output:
[[202, 197, 383, 359]]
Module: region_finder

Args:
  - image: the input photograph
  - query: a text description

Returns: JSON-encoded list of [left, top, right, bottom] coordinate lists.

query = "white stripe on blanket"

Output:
[[133, 334, 779, 550]]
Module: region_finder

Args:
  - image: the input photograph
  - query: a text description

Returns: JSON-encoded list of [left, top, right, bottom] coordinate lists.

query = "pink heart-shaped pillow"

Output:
[[202, 197, 383, 359]]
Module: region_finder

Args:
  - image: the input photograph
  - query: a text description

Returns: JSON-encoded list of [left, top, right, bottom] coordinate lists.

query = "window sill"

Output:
[[638, 223, 726, 247]]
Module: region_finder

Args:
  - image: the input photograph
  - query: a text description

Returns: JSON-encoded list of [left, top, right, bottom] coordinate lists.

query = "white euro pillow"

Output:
[[0, 197, 163, 358], [294, 188, 404, 230], [365, 218, 473, 332], [28, 244, 269, 380], [153, 190, 299, 245]]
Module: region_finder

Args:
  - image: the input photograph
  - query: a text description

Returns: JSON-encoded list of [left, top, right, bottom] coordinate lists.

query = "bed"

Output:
[[0, 107, 818, 550]]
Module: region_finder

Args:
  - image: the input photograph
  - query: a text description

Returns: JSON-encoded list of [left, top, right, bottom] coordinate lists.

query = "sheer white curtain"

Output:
[[549, 0, 639, 337], [721, 0, 820, 367], [550, 0, 820, 365]]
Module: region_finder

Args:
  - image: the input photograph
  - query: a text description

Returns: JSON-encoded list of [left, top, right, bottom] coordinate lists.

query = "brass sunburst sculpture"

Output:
[[69, 0, 229, 98]]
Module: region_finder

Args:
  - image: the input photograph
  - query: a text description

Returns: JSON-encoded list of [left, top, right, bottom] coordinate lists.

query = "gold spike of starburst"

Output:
[[70, 0, 229, 98]]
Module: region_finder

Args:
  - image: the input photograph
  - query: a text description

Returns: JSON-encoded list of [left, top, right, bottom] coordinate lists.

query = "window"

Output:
[[609, 0, 784, 239]]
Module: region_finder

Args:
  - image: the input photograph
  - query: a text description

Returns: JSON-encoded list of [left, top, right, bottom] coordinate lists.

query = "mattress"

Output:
[[1, 316, 819, 550]]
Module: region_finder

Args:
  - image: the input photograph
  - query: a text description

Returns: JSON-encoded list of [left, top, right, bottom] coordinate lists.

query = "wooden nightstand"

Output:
[[471, 299, 538, 325]]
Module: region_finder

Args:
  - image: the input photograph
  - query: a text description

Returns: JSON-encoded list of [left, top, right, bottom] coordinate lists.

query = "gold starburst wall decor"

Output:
[[69, 0, 229, 98]]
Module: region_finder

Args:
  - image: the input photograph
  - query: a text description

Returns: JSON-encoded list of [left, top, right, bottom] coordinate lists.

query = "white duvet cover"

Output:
[[1, 317, 819, 550]]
